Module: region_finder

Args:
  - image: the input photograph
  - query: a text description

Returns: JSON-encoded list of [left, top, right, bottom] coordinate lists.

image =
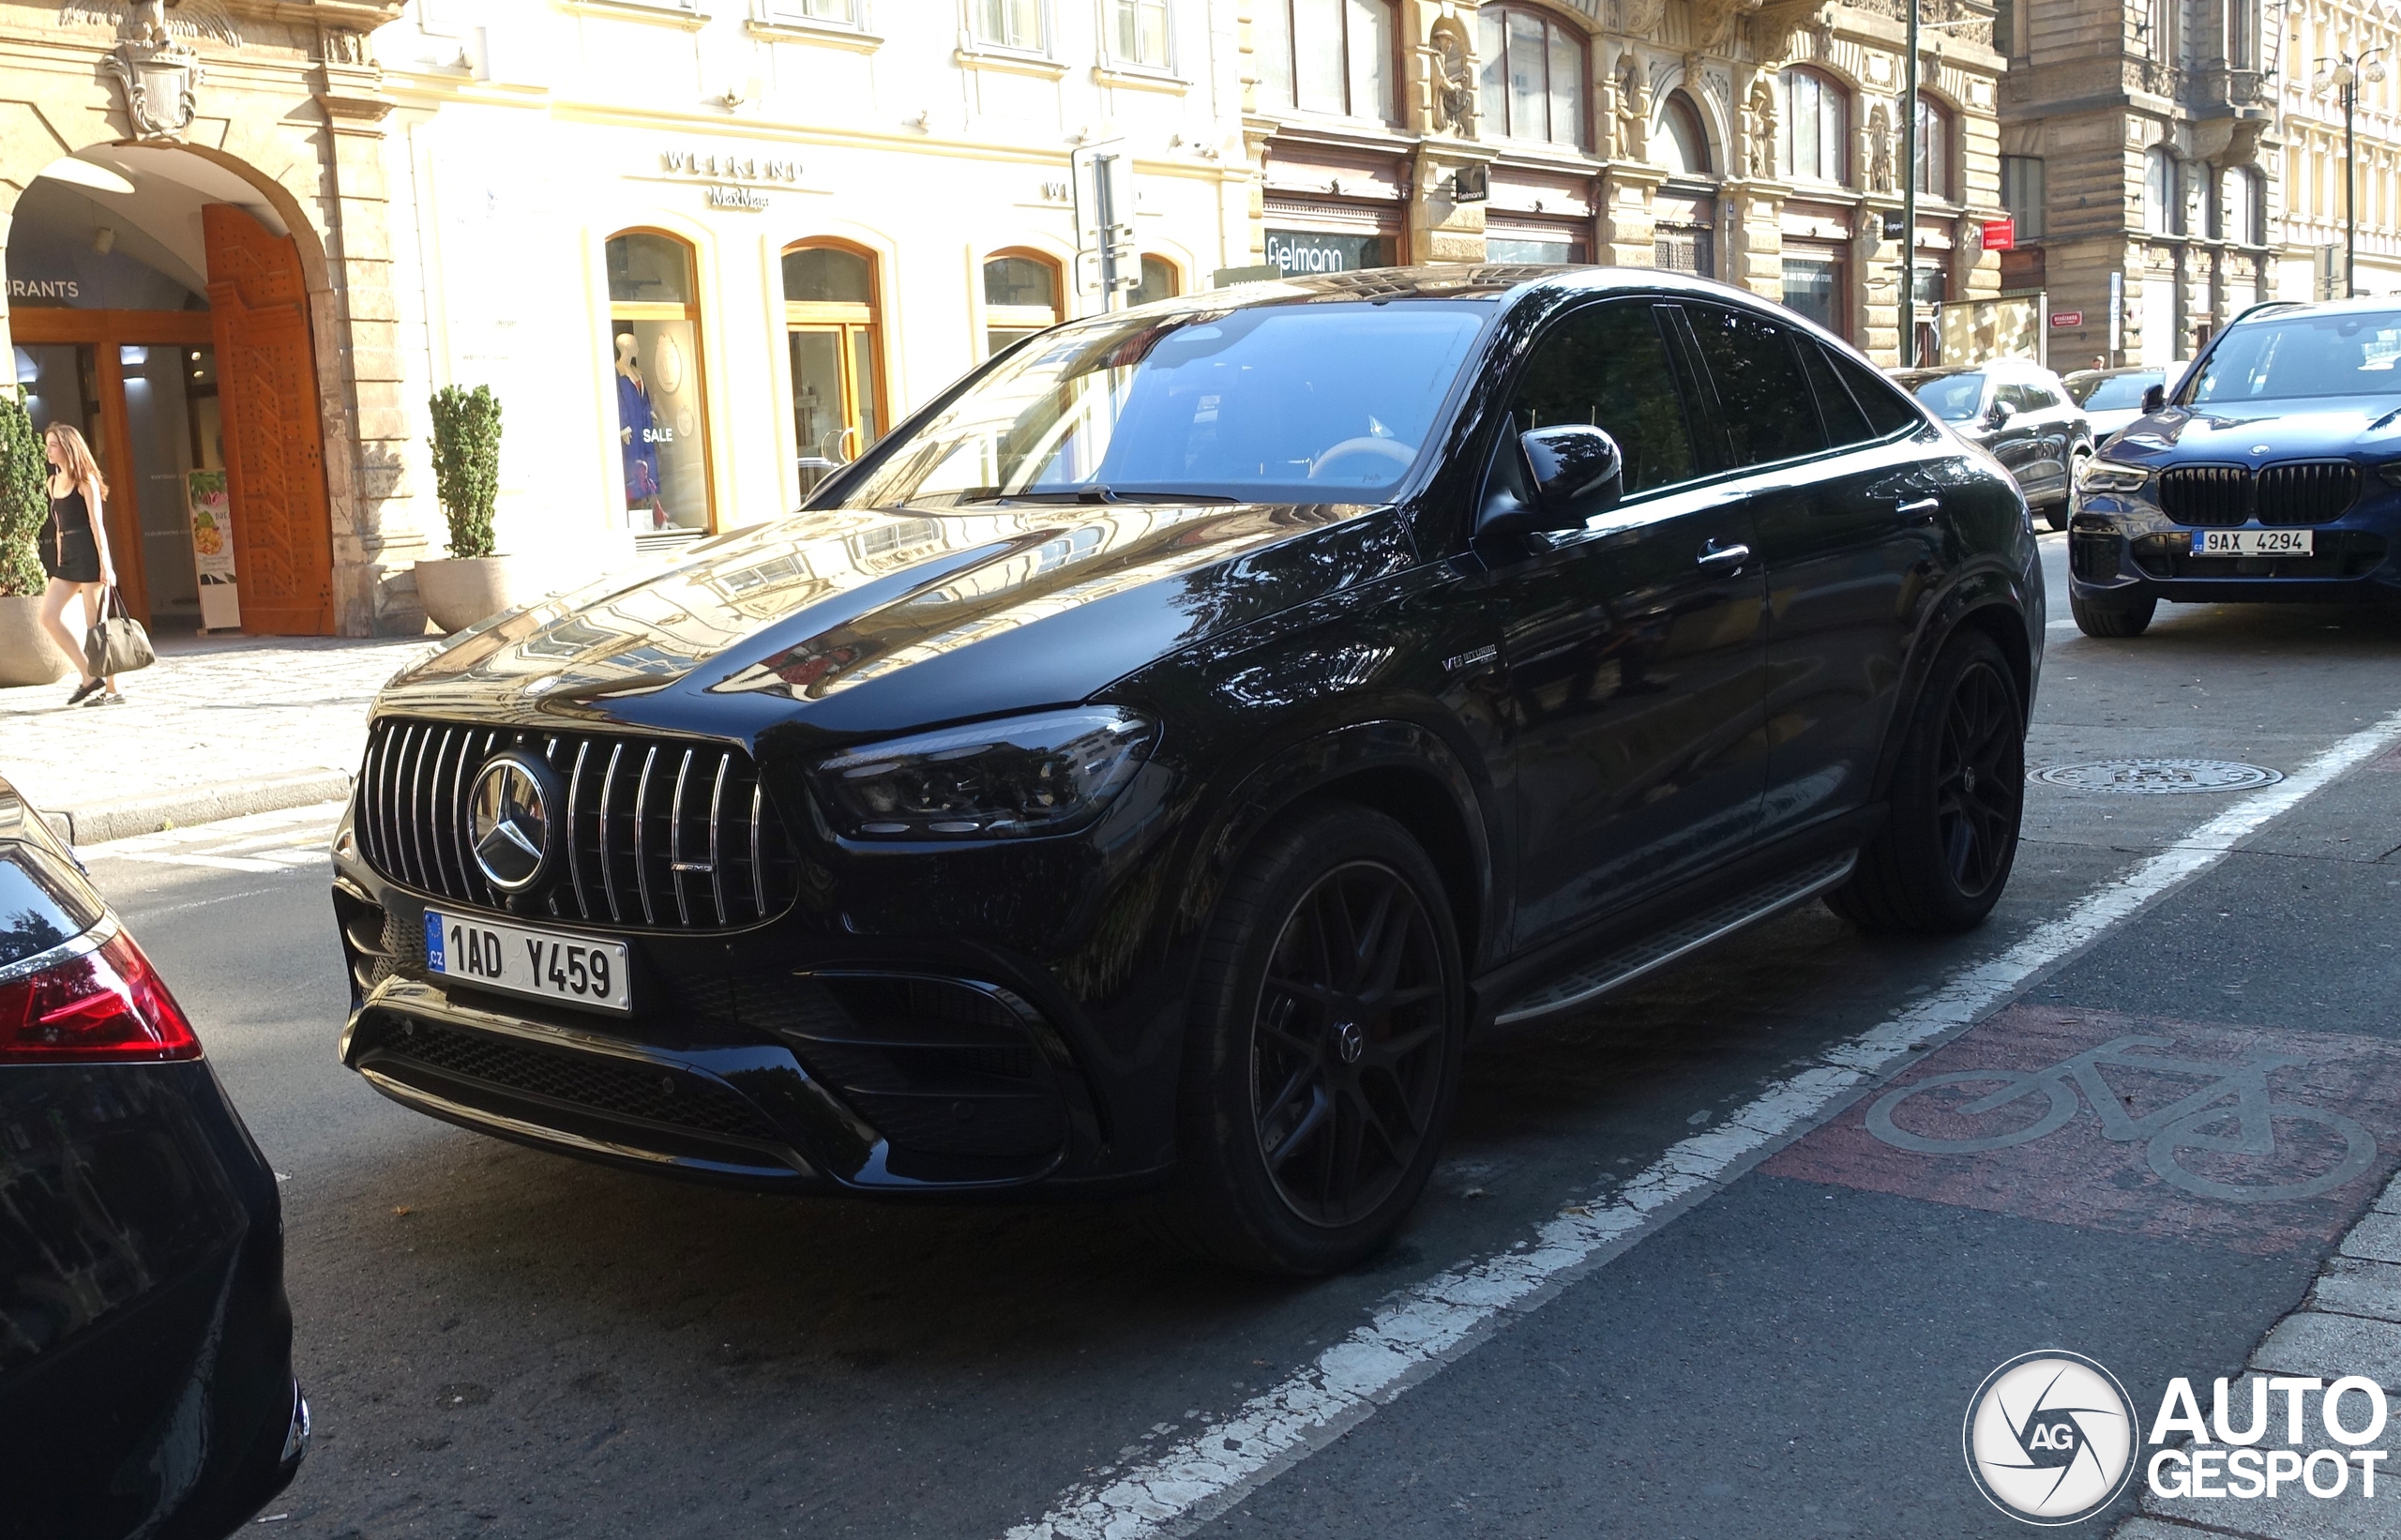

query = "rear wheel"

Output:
[[2070, 589, 2157, 638], [1153, 803, 1464, 1276], [1828, 631, 2025, 935]]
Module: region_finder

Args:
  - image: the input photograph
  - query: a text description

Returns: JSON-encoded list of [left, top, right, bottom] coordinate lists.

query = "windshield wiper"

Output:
[[956, 487, 1241, 506]]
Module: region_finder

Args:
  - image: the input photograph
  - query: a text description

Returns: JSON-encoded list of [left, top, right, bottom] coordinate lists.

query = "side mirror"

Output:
[[1478, 425, 1623, 538], [2140, 384, 2167, 414], [1984, 399, 2016, 430]]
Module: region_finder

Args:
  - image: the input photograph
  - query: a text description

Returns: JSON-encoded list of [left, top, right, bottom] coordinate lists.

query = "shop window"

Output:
[[1254, 0, 1398, 124], [1487, 227, 1588, 264], [2223, 164, 2266, 245], [2001, 155, 2046, 239], [974, 0, 1045, 52], [1780, 68, 1848, 186], [783, 242, 883, 496], [2144, 146, 2181, 234], [605, 230, 713, 534], [1915, 97, 1952, 202], [1658, 92, 1711, 177], [1779, 254, 1846, 337], [1110, 0, 1170, 68], [1477, 5, 1588, 150], [1132, 255, 1180, 307], [985, 250, 1064, 356]]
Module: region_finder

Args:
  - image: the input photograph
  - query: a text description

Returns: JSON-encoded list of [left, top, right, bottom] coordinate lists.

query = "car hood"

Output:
[[377, 500, 1412, 739], [2104, 395, 2401, 460]]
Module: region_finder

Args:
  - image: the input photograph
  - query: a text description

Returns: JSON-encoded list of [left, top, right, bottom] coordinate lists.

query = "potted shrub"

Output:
[[0, 390, 71, 687], [413, 384, 514, 634]]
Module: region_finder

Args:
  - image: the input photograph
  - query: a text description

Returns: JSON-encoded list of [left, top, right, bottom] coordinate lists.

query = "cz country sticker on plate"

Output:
[[2192, 528, 2313, 556], [424, 910, 631, 1013]]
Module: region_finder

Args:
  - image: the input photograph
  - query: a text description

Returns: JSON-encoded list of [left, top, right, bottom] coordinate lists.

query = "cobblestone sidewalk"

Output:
[[0, 633, 432, 835]]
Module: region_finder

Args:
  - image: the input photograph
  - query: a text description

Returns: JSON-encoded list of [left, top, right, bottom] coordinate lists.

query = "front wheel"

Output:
[[1153, 803, 1465, 1275], [1827, 630, 2026, 935], [2071, 590, 2157, 638]]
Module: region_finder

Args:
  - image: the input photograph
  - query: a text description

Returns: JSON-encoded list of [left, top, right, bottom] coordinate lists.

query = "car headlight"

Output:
[[812, 707, 1158, 840], [2377, 461, 2401, 487], [2076, 459, 2153, 494]]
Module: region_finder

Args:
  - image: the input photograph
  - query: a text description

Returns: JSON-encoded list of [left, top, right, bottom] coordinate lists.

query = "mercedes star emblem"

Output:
[[467, 753, 556, 891]]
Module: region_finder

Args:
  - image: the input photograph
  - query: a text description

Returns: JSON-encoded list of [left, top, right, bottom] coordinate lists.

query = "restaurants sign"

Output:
[[1981, 217, 2015, 250]]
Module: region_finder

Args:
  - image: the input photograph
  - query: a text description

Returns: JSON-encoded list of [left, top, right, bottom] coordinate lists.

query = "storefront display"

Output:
[[605, 232, 712, 534]]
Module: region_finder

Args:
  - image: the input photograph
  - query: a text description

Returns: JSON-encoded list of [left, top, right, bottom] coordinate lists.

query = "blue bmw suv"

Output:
[[2069, 298, 2401, 636]]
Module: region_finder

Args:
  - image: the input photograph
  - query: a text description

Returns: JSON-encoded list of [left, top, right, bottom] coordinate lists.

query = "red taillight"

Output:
[[0, 929, 202, 1063]]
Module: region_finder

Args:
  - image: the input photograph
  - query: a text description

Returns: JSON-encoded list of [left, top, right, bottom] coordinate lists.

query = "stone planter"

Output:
[[414, 556, 519, 635], [0, 594, 73, 687]]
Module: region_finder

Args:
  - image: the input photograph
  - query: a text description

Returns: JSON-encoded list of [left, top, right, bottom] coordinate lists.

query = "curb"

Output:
[[44, 770, 355, 846]]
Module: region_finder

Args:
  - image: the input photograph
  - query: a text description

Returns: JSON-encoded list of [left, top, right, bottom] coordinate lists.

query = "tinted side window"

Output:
[[1505, 302, 1699, 494], [1797, 341, 1874, 446], [1684, 306, 1827, 466], [0, 848, 100, 966], [1826, 348, 1925, 436]]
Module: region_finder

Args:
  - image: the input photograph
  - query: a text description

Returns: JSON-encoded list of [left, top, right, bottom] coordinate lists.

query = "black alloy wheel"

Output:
[[1156, 803, 1464, 1275], [1250, 860, 1447, 1229], [1932, 659, 2019, 899], [1827, 630, 2026, 935]]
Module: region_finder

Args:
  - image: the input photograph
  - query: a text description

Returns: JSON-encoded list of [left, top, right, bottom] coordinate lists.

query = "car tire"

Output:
[[1826, 630, 2025, 936], [2047, 450, 2090, 531], [2070, 590, 2157, 638], [2044, 503, 2071, 532], [1152, 802, 1465, 1276]]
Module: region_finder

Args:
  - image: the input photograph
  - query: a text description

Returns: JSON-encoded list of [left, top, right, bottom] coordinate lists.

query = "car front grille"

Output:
[[356, 718, 796, 930], [2156, 464, 2250, 526], [372, 1019, 781, 1140], [2257, 461, 2361, 525], [2130, 530, 2390, 580], [2156, 461, 2363, 527]]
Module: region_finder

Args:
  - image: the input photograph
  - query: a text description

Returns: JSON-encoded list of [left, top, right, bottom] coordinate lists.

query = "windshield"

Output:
[[1911, 372, 1988, 421], [845, 300, 1492, 509], [2070, 372, 2161, 410], [2187, 311, 2401, 403]]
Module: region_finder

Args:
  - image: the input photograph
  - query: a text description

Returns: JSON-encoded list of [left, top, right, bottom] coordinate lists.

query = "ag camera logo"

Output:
[[1964, 1351, 2139, 1525]]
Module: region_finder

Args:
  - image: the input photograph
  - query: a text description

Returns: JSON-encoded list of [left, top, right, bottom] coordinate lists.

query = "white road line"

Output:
[[1004, 704, 2401, 1540]]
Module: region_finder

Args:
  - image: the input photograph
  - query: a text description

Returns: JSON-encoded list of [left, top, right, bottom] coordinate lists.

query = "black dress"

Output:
[[38, 487, 101, 584]]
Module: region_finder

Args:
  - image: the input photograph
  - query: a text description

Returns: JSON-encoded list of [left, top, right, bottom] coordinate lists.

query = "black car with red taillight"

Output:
[[0, 778, 308, 1537]]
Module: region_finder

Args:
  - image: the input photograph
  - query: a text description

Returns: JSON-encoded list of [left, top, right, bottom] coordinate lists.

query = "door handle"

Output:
[[1696, 539, 1751, 569], [1895, 495, 1943, 521]]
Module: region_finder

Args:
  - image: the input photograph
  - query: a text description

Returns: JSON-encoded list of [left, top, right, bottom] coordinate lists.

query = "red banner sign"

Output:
[[1981, 218, 2015, 250], [2050, 310, 2084, 328]]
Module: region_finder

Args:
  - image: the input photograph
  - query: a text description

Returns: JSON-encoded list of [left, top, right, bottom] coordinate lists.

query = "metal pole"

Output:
[[1902, 0, 1920, 367], [2347, 82, 2359, 297], [1095, 153, 1121, 312]]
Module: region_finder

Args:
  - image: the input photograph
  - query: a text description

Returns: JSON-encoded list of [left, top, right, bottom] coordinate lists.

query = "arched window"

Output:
[[1657, 91, 1711, 177], [605, 230, 712, 533], [782, 242, 883, 492], [1478, 5, 1589, 149], [2144, 146, 2181, 234], [1781, 68, 1848, 186], [1254, 0, 1397, 124], [1132, 255, 1181, 307], [985, 250, 1064, 356], [1914, 97, 1952, 202]]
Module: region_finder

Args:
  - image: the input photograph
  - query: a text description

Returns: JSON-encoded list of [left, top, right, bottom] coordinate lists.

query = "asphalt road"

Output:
[[80, 534, 2401, 1540]]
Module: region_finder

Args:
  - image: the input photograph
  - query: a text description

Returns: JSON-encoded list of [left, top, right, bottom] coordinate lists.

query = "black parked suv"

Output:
[[333, 267, 2041, 1274], [2069, 298, 2401, 636]]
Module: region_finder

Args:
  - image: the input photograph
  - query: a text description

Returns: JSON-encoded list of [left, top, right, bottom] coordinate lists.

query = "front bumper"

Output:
[[334, 862, 1177, 1199], [2066, 500, 2401, 605]]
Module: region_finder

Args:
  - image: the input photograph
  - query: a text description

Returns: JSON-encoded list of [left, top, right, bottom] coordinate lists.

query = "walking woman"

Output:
[[36, 423, 122, 707]]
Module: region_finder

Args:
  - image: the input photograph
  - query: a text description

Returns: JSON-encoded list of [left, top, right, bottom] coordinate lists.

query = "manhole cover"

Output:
[[2031, 758, 2284, 793]]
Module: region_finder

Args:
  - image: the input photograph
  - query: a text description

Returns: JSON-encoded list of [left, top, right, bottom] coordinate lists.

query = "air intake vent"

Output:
[[2156, 464, 2250, 526], [356, 719, 796, 930], [2256, 461, 2360, 526]]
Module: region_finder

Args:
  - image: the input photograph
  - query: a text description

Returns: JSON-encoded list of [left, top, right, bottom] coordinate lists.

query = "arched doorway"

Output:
[[8, 147, 335, 635]]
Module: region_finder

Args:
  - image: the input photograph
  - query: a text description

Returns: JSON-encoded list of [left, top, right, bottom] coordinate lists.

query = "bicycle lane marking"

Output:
[[1002, 704, 2401, 1540], [1763, 1006, 2401, 1254]]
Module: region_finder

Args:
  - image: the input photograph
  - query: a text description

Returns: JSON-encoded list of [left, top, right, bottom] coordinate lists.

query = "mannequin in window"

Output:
[[615, 331, 666, 527]]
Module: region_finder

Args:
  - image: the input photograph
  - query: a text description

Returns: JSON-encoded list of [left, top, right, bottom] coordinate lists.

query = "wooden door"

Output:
[[204, 204, 335, 635]]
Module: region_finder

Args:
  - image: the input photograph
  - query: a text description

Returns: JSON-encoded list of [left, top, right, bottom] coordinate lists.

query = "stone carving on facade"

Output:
[[62, 0, 242, 143], [1426, 19, 1478, 137], [1745, 77, 1777, 176], [1867, 100, 1895, 191], [323, 27, 377, 68], [1618, 0, 1670, 36], [1616, 53, 1652, 161]]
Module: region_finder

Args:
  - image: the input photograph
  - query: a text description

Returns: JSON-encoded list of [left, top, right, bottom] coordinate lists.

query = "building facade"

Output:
[[1243, 0, 2008, 366], [1993, 0, 2279, 373], [2276, 0, 2401, 299]]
